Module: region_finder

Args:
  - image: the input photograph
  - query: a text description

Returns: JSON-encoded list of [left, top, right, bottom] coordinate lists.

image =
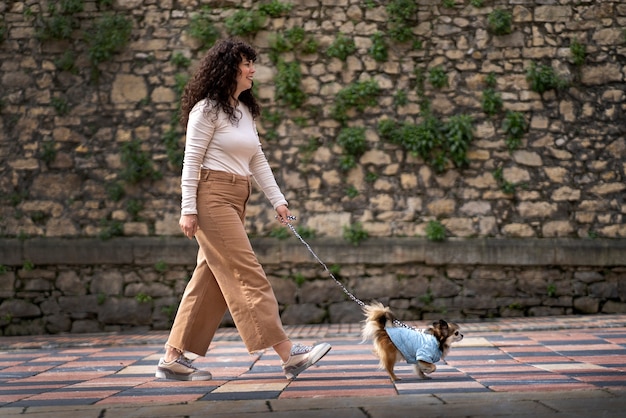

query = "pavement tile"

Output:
[[0, 317, 625, 416], [365, 399, 555, 418]]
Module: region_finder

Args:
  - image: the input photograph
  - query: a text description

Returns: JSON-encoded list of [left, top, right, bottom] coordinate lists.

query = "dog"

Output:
[[361, 302, 463, 381]]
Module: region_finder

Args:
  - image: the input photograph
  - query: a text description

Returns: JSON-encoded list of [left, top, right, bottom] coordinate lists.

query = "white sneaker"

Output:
[[155, 355, 212, 381], [282, 342, 331, 380]]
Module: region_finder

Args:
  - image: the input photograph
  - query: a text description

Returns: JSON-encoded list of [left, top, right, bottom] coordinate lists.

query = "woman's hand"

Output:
[[179, 214, 198, 239], [275, 205, 293, 225]]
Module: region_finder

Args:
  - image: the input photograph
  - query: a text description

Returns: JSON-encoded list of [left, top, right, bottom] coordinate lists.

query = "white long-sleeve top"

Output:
[[180, 99, 288, 215]]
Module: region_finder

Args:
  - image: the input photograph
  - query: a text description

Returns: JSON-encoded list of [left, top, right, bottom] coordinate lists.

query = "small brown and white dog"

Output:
[[361, 302, 463, 381]]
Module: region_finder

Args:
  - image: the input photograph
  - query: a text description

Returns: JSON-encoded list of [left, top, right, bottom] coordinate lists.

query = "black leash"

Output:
[[283, 216, 414, 330]]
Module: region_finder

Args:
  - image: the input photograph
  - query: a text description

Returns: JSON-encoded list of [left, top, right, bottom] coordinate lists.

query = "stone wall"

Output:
[[0, 237, 625, 336], [1, 0, 625, 239], [1, 1, 625, 335]]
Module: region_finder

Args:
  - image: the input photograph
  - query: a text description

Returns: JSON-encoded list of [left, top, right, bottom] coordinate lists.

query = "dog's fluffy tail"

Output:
[[361, 301, 395, 343]]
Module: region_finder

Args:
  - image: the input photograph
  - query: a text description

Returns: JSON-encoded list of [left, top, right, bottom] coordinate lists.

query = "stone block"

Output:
[[23, 238, 133, 265], [581, 63, 623, 85], [327, 301, 364, 324], [602, 301, 626, 314], [0, 272, 16, 297], [534, 6, 572, 22], [111, 74, 147, 104], [98, 297, 152, 325], [281, 303, 326, 325], [0, 299, 41, 318], [573, 296, 600, 314]]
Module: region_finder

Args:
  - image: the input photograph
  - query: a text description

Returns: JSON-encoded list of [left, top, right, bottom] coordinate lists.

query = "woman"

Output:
[[155, 38, 330, 381]]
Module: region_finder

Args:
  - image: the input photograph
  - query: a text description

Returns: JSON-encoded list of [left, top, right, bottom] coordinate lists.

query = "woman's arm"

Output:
[[181, 102, 215, 215]]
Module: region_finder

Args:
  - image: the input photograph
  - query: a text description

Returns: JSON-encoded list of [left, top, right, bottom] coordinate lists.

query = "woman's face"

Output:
[[234, 56, 255, 97]]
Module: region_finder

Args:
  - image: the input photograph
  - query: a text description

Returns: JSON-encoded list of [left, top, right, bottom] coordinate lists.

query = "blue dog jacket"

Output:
[[385, 327, 442, 364]]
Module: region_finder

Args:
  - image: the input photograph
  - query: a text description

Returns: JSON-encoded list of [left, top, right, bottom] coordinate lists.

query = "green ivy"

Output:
[[487, 9, 512, 36], [51, 96, 69, 115], [275, 59, 306, 109], [23, 260, 35, 271], [386, 0, 417, 43], [258, 0, 293, 17], [570, 38, 586, 66], [378, 113, 474, 173], [126, 199, 143, 221], [343, 222, 369, 246], [99, 219, 123, 240], [285, 27, 306, 45], [337, 127, 367, 171], [268, 33, 293, 63], [261, 109, 281, 141], [293, 273, 306, 287], [326, 33, 356, 61], [86, 14, 132, 80], [269, 27, 317, 63], [106, 182, 125, 202], [393, 90, 408, 108], [445, 114, 474, 167], [188, 7, 219, 49], [369, 32, 388, 62], [39, 141, 57, 165], [269, 226, 291, 239], [428, 66, 448, 89], [425, 220, 446, 241], [481, 72, 502, 116], [379, 117, 439, 161], [163, 126, 184, 169], [30, 211, 46, 225], [135, 293, 153, 303], [295, 226, 317, 239], [492, 166, 517, 194], [365, 171, 378, 183], [119, 139, 162, 184], [331, 79, 381, 124], [96, 0, 114, 8], [161, 304, 176, 320], [225, 9, 265, 37], [300, 38, 320, 54], [502, 111, 527, 151], [298, 137, 321, 163], [35, 0, 84, 41], [346, 185, 359, 198], [482, 88, 502, 116], [174, 73, 189, 97], [526, 62, 568, 93], [55, 50, 77, 73], [154, 260, 168, 273], [171, 51, 191, 68]]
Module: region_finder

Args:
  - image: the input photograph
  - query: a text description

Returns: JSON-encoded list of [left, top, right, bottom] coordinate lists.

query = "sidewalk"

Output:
[[1, 315, 625, 417]]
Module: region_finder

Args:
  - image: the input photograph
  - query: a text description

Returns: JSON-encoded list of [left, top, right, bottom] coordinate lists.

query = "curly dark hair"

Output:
[[179, 38, 260, 128]]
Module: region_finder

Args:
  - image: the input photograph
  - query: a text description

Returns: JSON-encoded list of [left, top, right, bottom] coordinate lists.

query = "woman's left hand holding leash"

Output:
[[275, 205, 295, 225]]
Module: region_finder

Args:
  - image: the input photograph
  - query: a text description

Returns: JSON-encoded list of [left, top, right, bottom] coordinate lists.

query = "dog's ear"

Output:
[[433, 320, 449, 331]]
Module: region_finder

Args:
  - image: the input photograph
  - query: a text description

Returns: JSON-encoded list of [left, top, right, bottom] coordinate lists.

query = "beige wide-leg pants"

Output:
[[166, 169, 288, 355]]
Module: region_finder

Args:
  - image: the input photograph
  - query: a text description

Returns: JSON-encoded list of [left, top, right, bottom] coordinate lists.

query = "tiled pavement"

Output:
[[1, 315, 626, 417]]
